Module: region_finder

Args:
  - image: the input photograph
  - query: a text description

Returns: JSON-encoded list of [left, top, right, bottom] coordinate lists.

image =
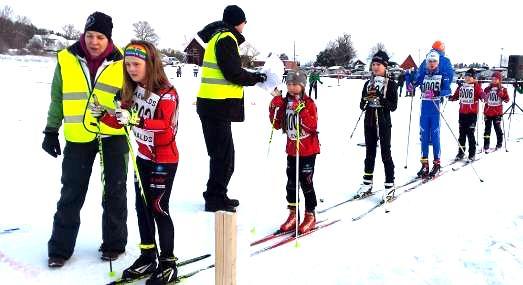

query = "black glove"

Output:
[[42, 128, 61, 158], [254, 72, 267, 83]]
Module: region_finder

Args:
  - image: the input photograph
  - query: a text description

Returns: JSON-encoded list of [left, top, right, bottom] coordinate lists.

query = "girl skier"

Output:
[[357, 50, 398, 201], [268, 69, 320, 234], [482, 71, 509, 151], [109, 41, 180, 285]]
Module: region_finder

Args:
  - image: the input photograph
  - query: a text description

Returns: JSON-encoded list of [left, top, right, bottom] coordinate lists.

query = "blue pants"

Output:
[[420, 113, 441, 160]]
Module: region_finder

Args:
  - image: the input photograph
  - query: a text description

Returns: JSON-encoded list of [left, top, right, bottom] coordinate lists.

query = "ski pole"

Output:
[[501, 115, 508, 152], [432, 99, 484, 182], [348, 109, 365, 143], [294, 101, 305, 247], [267, 107, 280, 156], [404, 95, 415, 169]]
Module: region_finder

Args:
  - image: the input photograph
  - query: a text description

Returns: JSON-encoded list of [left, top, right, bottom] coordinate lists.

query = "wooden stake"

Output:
[[215, 211, 237, 285]]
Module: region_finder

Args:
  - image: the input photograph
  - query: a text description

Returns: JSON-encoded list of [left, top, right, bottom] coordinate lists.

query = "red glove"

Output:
[[270, 95, 285, 109]]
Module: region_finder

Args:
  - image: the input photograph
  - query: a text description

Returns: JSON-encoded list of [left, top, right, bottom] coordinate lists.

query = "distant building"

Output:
[[400, 55, 417, 70], [184, 37, 205, 66]]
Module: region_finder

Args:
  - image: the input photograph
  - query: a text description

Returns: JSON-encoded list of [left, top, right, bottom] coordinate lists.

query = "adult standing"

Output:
[[196, 5, 267, 212], [42, 12, 128, 267]]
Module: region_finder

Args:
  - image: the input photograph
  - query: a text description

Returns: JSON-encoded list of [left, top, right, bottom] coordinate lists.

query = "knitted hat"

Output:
[[286, 69, 307, 88], [223, 5, 246, 26], [432, 40, 445, 52], [371, 50, 389, 67], [426, 50, 440, 62], [465, 68, 476, 78], [84, 11, 113, 39], [492, 71, 503, 81]]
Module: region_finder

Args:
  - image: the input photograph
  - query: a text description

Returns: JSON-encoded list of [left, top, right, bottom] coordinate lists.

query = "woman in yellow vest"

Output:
[[41, 12, 129, 268], [197, 5, 267, 212]]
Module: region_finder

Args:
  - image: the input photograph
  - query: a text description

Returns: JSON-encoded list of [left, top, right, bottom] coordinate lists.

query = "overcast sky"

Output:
[[3, 0, 522, 66]]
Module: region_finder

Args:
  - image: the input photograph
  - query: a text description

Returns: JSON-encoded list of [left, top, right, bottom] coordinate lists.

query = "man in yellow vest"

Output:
[[41, 12, 128, 268], [197, 5, 267, 212]]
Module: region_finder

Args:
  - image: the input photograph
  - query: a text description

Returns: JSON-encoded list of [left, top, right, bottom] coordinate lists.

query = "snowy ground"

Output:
[[0, 55, 522, 285]]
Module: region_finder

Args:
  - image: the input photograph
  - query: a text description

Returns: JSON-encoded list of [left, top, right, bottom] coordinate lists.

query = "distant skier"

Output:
[[308, 69, 323, 99], [397, 71, 405, 97], [193, 65, 199, 77], [176, 66, 182, 77], [356, 50, 398, 201], [268, 69, 320, 234], [449, 68, 483, 160], [481, 71, 509, 151], [408, 42, 454, 178]]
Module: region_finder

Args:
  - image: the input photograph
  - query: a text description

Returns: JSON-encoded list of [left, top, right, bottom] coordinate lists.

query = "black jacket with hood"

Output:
[[196, 21, 260, 122]]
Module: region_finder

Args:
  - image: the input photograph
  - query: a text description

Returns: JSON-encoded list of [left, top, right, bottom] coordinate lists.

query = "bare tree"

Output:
[[239, 42, 260, 68], [132, 21, 159, 45], [62, 24, 80, 40], [0, 6, 13, 20], [15, 15, 31, 25], [368, 42, 388, 61]]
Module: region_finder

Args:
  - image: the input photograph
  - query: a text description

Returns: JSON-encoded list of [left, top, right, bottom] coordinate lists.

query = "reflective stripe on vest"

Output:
[[58, 49, 125, 143], [197, 32, 243, 100]]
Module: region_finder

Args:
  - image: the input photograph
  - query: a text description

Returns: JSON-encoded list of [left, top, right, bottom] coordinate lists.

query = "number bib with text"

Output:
[[421, 75, 442, 99], [459, 83, 475, 104], [131, 86, 160, 146], [285, 101, 310, 141], [487, 87, 502, 106]]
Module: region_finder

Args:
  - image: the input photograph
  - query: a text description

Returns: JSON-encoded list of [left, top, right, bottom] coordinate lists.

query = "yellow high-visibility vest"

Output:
[[58, 49, 125, 143], [197, 32, 243, 100]]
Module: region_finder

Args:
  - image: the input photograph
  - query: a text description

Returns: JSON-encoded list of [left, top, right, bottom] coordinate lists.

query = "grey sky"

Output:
[[3, 0, 522, 66]]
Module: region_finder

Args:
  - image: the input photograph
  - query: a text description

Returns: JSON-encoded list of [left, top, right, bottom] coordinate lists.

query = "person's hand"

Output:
[[255, 72, 267, 83], [88, 102, 105, 118], [116, 108, 141, 126], [271, 88, 282, 97], [425, 90, 439, 99], [270, 94, 284, 108], [42, 128, 61, 158]]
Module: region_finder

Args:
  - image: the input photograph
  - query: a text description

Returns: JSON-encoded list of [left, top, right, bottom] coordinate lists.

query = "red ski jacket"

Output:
[[482, 84, 509, 117], [450, 82, 483, 114], [269, 93, 320, 157]]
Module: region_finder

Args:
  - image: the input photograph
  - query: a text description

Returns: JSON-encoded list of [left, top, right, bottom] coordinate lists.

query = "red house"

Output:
[[400, 55, 417, 70], [184, 37, 205, 66]]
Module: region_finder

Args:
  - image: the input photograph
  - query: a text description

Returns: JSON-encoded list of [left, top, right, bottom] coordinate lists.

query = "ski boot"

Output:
[[121, 249, 157, 281], [383, 182, 396, 203], [454, 148, 465, 161], [146, 256, 177, 285], [428, 159, 441, 178], [416, 158, 430, 178], [279, 206, 297, 233], [356, 181, 373, 198], [298, 211, 316, 234]]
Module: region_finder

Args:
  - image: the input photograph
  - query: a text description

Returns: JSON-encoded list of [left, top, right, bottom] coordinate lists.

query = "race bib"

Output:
[[459, 84, 475, 104], [285, 101, 310, 141], [421, 75, 442, 99], [487, 87, 501, 106], [131, 86, 161, 146], [368, 76, 386, 94]]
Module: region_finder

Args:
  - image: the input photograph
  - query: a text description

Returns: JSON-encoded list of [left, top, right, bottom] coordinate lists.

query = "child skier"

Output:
[[108, 41, 179, 285], [269, 69, 320, 234], [449, 68, 483, 160], [357, 51, 398, 201], [482, 71, 509, 151], [409, 48, 454, 178]]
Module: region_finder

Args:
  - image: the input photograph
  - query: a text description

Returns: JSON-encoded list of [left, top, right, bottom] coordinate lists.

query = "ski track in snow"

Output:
[[0, 55, 522, 285]]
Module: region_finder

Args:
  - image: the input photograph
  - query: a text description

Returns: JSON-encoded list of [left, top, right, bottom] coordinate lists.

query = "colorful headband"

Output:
[[125, 44, 147, 60]]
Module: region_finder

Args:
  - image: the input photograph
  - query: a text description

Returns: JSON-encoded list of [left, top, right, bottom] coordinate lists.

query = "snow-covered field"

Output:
[[0, 55, 522, 285]]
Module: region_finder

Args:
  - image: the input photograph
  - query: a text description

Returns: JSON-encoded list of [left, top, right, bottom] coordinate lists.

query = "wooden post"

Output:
[[215, 211, 237, 285]]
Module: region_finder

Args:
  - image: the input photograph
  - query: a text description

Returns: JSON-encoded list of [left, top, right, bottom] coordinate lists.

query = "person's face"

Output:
[[235, 21, 246, 33], [84, 31, 109, 58], [371, 62, 386, 76], [465, 75, 475, 84], [125, 56, 147, 84], [287, 82, 302, 95], [427, 60, 439, 71], [491, 77, 500, 85]]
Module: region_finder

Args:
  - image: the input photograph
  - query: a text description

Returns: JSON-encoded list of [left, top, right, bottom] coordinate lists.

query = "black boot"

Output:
[[455, 149, 464, 161], [429, 160, 441, 178], [146, 256, 178, 285], [416, 158, 429, 178], [121, 249, 157, 280]]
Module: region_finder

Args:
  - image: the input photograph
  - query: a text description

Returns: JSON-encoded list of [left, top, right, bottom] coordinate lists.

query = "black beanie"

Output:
[[223, 5, 246, 26], [465, 68, 476, 78], [371, 50, 389, 67], [84, 12, 113, 39]]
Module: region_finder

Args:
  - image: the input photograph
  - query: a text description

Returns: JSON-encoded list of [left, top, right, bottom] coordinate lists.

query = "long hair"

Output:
[[122, 40, 170, 104]]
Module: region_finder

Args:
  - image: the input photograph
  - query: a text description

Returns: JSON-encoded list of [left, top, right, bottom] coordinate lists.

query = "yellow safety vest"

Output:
[[58, 49, 125, 143], [197, 32, 243, 100]]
